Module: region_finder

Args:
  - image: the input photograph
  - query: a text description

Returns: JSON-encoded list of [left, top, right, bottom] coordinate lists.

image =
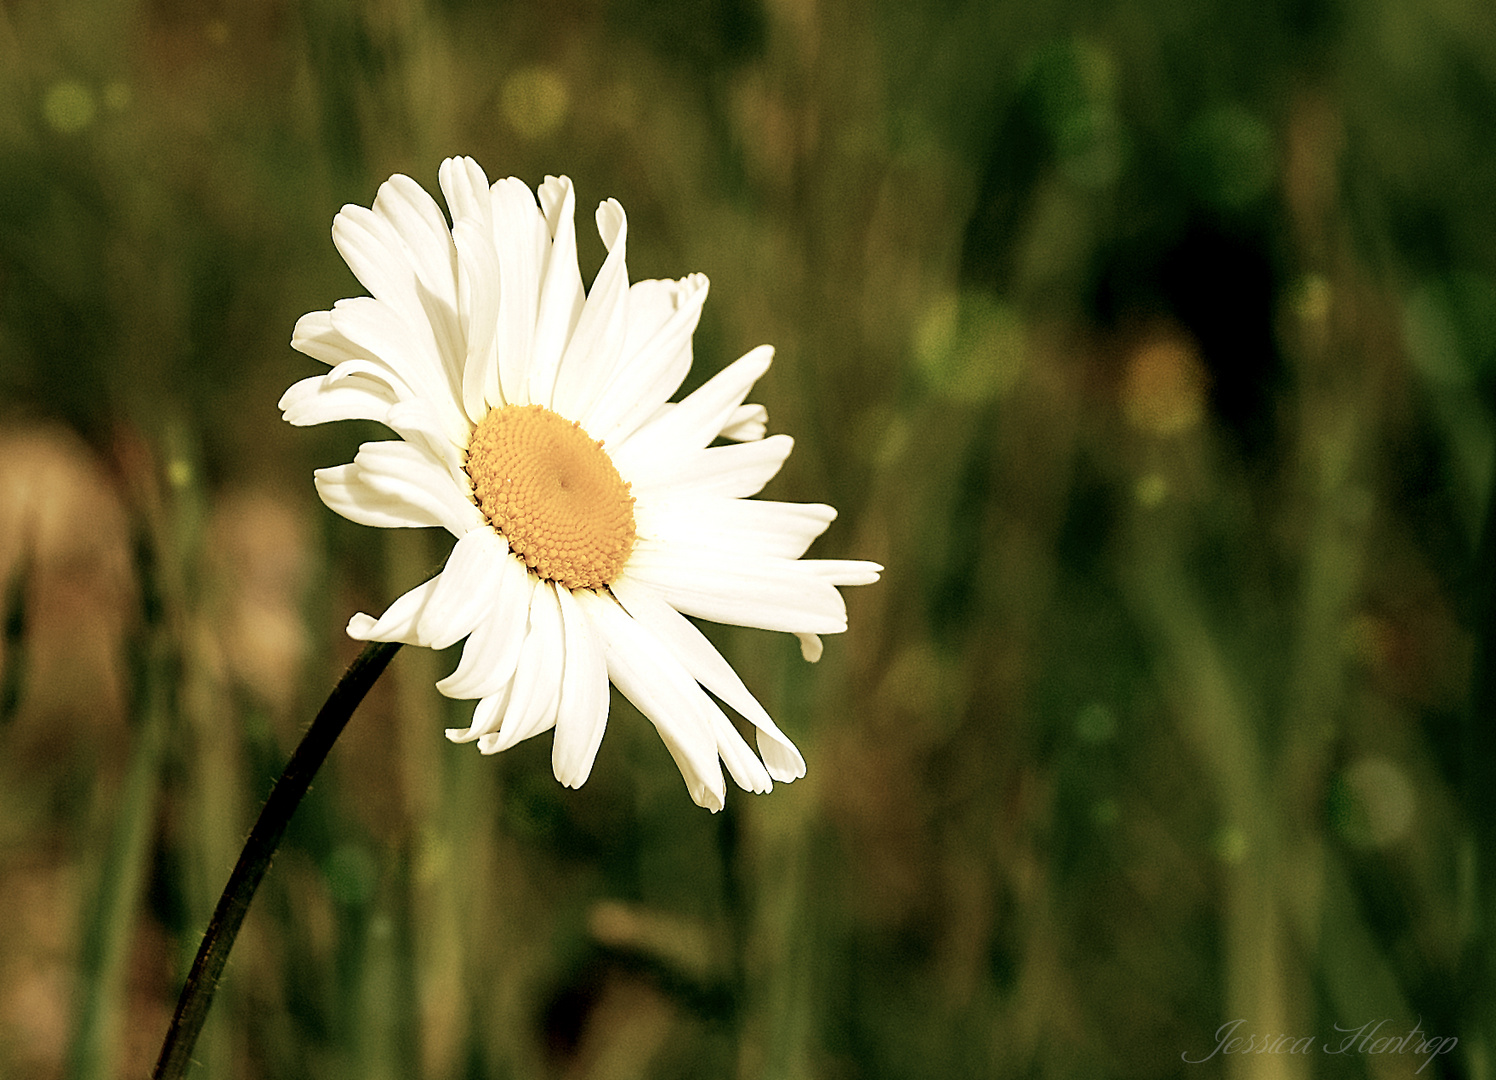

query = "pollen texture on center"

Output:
[[466, 404, 636, 590]]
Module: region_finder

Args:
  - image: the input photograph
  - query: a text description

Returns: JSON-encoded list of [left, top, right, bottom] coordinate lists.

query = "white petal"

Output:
[[372, 173, 460, 311], [332, 204, 413, 310], [710, 710, 773, 793], [610, 575, 805, 783], [551, 585, 610, 788], [529, 176, 585, 407], [621, 541, 849, 635], [627, 434, 794, 500], [441, 159, 501, 424], [446, 685, 513, 744], [478, 581, 564, 754], [319, 441, 484, 537], [332, 193, 462, 396], [347, 575, 441, 645], [384, 398, 468, 482], [278, 372, 396, 427], [551, 200, 630, 423], [574, 589, 727, 811], [315, 463, 442, 530], [719, 404, 767, 442], [438, 156, 494, 231], [491, 178, 548, 407], [795, 633, 823, 664], [611, 345, 773, 480], [452, 217, 502, 423], [374, 177, 467, 391], [436, 552, 535, 700], [292, 310, 361, 367], [801, 559, 884, 587], [328, 297, 469, 444], [322, 357, 422, 402], [633, 497, 836, 560], [416, 528, 508, 649], [352, 440, 485, 535], [585, 275, 708, 445]]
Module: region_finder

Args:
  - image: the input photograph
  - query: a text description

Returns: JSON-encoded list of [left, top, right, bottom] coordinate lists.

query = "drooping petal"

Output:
[[346, 575, 442, 645], [416, 528, 510, 649], [575, 589, 727, 811], [551, 585, 610, 788], [795, 633, 824, 663], [436, 551, 535, 700], [611, 574, 805, 783], [446, 684, 513, 744], [710, 711, 773, 793], [478, 581, 564, 754]]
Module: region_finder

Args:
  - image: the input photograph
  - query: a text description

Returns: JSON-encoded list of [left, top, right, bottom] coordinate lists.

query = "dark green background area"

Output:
[[0, 0, 1492, 1077]]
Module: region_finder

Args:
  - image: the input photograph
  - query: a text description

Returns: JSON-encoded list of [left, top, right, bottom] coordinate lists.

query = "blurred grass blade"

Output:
[[65, 523, 171, 1080], [65, 645, 169, 1080]]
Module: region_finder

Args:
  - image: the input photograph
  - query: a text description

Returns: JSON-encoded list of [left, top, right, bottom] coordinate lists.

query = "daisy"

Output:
[[280, 158, 880, 811]]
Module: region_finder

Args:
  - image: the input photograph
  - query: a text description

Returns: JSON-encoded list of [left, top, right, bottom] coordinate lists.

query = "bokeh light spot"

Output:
[[42, 81, 96, 134], [1134, 473, 1170, 507], [913, 292, 1026, 404], [503, 65, 570, 140], [1120, 332, 1208, 436]]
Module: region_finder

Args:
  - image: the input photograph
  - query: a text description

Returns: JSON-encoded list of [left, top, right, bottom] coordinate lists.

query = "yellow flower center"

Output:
[[466, 404, 636, 590]]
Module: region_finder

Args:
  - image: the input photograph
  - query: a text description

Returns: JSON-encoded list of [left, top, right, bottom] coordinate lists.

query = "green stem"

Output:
[[152, 639, 402, 1080]]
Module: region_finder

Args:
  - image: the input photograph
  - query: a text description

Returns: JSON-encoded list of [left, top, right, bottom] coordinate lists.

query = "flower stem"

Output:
[[152, 639, 402, 1080]]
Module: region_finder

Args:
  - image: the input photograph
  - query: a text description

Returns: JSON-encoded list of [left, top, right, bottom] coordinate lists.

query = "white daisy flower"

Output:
[[280, 157, 880, 811]]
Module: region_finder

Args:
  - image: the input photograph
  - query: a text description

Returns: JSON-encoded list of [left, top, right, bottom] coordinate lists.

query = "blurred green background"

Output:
[[2, 0, 1494, 1077]]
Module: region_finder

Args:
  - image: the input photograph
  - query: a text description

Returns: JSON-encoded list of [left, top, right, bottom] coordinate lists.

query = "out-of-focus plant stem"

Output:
[[151, 639, 402, 1080], [64, 546, 170, 1080], [1459, 422, 1496, 1080]]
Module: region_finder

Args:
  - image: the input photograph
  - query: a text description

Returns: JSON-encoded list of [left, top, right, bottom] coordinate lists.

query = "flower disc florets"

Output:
[[466, 404, 635, 589]]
